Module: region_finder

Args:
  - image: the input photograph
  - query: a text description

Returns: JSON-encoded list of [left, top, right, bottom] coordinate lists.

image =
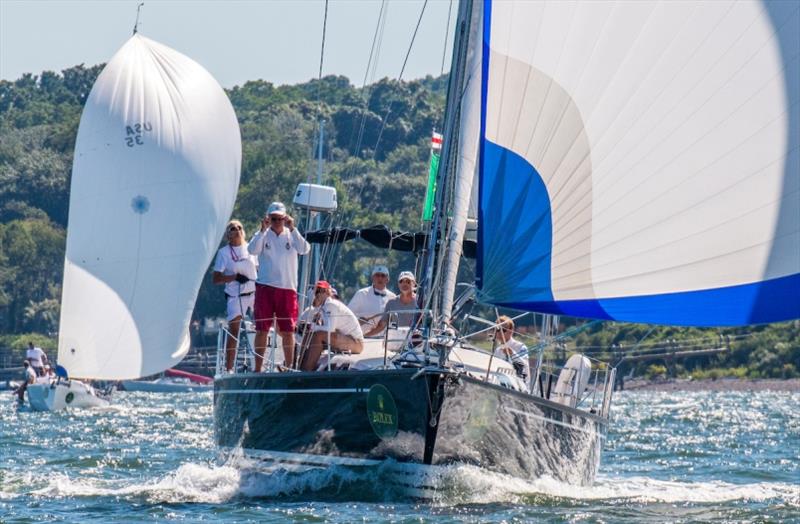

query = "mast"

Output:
[[438, 0, 482, 322], [418, 0, 474, 327]]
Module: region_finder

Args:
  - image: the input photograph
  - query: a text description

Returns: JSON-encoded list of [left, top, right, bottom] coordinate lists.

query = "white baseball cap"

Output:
[[398, 271, 416, 282], [371, 265, 390, 277], [267, 202, 286, 216]]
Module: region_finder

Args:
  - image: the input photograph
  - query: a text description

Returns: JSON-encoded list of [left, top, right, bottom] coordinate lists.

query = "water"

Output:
[[1, 389, 797, 522]]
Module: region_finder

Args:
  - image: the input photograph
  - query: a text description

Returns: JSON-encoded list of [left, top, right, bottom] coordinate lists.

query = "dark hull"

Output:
[[214, 369, 606, 485]]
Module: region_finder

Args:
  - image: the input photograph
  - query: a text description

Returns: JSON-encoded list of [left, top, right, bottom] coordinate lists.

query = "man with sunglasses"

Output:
[[298, 280, 364, 371], [347, 265, 396, 334], [364, 271, 419, 337], [248, 201, 310, 371]]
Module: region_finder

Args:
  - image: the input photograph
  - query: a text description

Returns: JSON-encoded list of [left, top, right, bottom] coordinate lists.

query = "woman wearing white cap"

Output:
[[364, 270, 419, 337], [248, 201, 310, 371], [213, 219, 258, 372], [347, 264, 396, 333]]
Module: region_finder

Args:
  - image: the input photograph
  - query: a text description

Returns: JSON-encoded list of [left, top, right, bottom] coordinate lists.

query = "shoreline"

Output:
[[620, 377, 800, 392]]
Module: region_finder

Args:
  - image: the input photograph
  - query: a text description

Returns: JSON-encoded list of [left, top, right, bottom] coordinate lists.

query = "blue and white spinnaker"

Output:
[[475, 0, 799, 326]]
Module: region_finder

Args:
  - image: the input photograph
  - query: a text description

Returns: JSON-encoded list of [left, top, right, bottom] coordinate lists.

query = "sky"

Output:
[[0, 0, 457, 88]]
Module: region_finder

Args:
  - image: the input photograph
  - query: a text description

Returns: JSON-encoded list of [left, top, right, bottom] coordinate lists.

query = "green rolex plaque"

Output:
[[367, 384, 398, 439]]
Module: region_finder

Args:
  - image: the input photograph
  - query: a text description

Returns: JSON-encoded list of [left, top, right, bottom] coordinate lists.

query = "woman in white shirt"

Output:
[[494, 315, 530, 381], [213, 220, 258, 372]]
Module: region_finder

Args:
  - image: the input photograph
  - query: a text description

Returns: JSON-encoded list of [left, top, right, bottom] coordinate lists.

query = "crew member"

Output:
[[16, 360, 36, 402], [26, 342, 47, 376], [494, 315, 530, 382], [248, 202, 310, 370], [364, 271, 418, 337], [347, 265, 396, 334], [299, 281, 364, 371], [213, 219, 258, 372]]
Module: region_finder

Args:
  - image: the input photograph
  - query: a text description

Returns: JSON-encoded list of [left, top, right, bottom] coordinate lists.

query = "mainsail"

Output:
[[58, 35, 241, 379], [475, 0, 799, 326]]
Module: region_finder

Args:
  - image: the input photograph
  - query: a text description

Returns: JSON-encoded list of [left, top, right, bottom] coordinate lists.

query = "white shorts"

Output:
[[226, 293, 254, 321]]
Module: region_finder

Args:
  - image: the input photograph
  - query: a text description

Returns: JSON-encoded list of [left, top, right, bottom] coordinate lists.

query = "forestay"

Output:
[[475, 0, 799, 326], [58, 34, 241, 379]]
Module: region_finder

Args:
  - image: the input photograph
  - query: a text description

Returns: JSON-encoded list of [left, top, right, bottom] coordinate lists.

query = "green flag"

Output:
[[422, 152, 439, 221]]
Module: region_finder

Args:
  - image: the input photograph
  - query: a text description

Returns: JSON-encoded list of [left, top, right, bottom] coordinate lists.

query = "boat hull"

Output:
[[214, 369, 605, 485], [27, 380, 109, 411]]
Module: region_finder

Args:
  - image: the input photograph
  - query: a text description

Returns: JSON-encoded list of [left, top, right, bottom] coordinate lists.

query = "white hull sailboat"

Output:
[[27, 378, 109, 411], [27, 30, 241, 410]]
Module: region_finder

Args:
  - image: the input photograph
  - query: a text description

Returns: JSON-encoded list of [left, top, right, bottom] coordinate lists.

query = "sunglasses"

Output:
[[399, 279, 414, 284], [228, 225, 242, 232], [270, 216, 285, 221], [373, 274, 388, 278]]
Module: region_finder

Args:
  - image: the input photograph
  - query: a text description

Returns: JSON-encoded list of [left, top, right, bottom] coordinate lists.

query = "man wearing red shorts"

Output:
[[248, 202, 310, 370]]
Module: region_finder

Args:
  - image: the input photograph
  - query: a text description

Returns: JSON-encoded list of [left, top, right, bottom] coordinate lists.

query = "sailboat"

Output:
[[213, 0, 799, 490], [26, 33, 241, 411]]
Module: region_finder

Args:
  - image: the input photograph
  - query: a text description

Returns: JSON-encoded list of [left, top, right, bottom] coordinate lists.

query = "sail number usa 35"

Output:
[[124, 122, 152, 147]]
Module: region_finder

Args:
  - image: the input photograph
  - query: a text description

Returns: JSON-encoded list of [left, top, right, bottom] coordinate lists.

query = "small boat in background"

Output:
[[26, 365, 110, 411], [121, 369, 212, 393]]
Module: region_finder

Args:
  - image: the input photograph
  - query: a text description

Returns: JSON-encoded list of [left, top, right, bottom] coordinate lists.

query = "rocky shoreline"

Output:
[[620, 377, 800, 392]]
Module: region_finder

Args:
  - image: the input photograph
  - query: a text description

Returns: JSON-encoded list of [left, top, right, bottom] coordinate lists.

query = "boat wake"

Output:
[[19, 460, 800, 508]]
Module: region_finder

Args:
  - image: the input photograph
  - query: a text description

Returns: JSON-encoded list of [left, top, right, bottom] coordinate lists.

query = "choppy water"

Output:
[[1, 389, 797, 522]]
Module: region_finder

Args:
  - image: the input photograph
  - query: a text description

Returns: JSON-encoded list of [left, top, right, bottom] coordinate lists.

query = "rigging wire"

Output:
[[440, 0, 454, 76], [316, 0, 329, 110], [326, 0, 431, 281], [371, 0, 429, 154], [351, 0, 388, 159], [321, 0, 388, 281], [307, 0, 330, 187]]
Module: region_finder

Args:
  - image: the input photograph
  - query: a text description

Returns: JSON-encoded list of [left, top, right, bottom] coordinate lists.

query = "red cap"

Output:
[[315, 280, 331, 289]]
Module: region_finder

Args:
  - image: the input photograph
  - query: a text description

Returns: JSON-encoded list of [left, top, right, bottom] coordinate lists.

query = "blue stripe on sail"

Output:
[[493, 272, 800, 327], [477, 0, 555, 304], [479, 140, 554, 303]]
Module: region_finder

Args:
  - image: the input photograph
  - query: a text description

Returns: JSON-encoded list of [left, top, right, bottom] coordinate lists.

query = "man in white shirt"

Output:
[[248, 202, 311, 371], [26, 342, 48, 376], [299, 281, 364, 371], [347, 265, 396, 334]]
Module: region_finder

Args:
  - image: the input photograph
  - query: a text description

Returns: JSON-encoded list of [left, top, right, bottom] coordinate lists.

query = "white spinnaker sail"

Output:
[[57, 35, 241, 379]]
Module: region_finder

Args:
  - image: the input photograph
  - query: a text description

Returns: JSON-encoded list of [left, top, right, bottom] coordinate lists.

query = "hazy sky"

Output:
[[1, 0, 457, 88]]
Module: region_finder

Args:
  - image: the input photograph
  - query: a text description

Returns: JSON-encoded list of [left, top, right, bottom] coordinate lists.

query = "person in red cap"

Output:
[[298, 280, 364, 371], [248, 201, 310, 370]]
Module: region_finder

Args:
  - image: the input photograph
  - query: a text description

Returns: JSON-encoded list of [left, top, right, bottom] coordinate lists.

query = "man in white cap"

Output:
[[347, 265, 396, 334], [248, 201, 310, 370], [364, 270, 419, 337]]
